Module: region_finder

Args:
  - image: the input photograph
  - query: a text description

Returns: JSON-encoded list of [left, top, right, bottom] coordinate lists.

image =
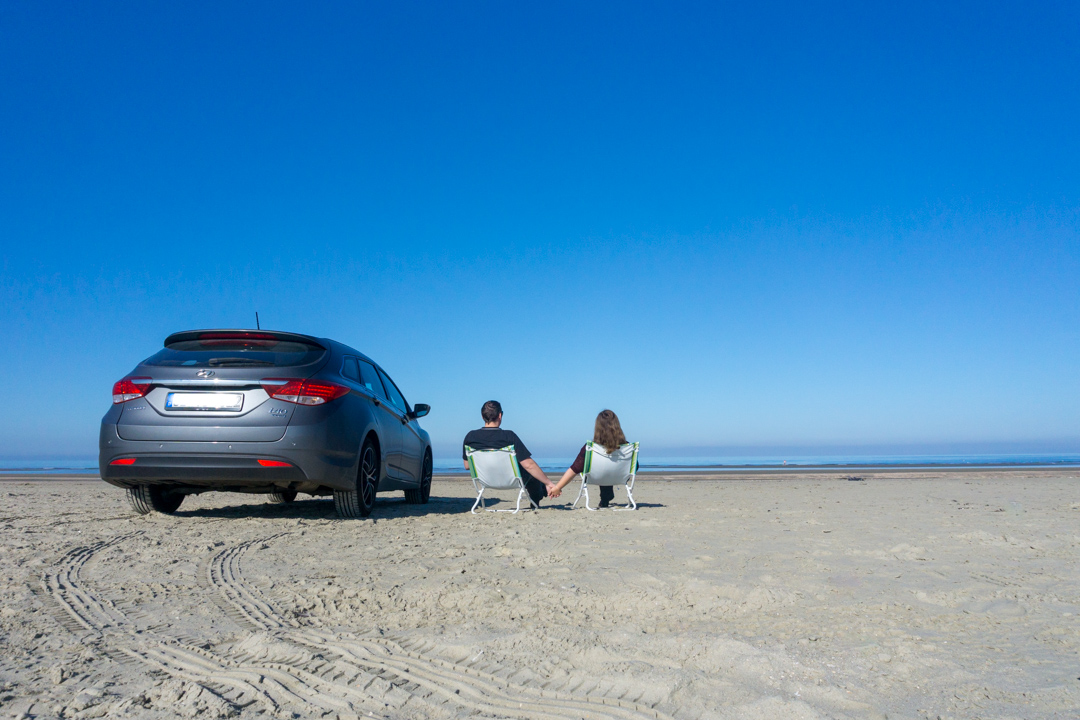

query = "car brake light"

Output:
[[257, 459, 292, 467], [112, 377, 152, 404], [199, 332, 279, 349], [261, 378, 349, 405], [199, 332, 279, 340], [110, 458, 136, 465]]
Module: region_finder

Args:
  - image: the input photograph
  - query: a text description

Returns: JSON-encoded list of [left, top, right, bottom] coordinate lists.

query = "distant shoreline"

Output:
[[435, 463, 1080, 477], [8, 453, 1080, 477], [4, 464, 1079, 483]]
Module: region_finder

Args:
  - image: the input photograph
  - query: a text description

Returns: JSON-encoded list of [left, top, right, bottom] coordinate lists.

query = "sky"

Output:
[[1, 1, 1079, 461]]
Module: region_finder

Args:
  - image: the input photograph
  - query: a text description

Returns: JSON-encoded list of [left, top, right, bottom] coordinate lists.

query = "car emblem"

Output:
[[196, 369, 216, 378]]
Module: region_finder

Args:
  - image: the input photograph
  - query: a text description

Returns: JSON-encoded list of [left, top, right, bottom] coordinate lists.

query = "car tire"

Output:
[[404, 451, 432, 504], [335, 439, 378, 518], [268, 489, 297, 504], [126, 485, 184, 515]]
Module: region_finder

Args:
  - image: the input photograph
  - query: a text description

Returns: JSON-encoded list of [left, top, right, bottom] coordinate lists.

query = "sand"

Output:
[[0, 471, 1077, 720]]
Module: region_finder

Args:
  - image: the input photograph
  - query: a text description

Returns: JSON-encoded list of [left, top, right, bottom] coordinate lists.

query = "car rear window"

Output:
[[144, 336, 326, 368]]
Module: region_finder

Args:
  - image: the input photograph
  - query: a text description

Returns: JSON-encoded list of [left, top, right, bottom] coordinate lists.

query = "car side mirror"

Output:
[[410, 403, 430, 419]]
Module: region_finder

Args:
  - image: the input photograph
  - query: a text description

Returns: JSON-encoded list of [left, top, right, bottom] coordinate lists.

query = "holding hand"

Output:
[[549, 467, 577, 501]]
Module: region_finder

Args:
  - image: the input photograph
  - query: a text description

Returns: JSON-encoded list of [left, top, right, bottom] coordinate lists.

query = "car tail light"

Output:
[[112, 377, 152, 404], [110, 458, 136, 465], [261, 378, 350, 405], [257, 459, 292, 467]]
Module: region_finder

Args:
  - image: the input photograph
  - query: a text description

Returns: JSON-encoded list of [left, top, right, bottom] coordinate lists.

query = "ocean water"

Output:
[[0, 459, 100, 474], [437, 453, 1080, 474], [5, 454, 1080, 475]]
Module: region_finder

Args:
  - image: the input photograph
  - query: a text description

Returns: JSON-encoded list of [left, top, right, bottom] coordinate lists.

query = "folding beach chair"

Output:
[[572, 441, 640, 511], [465, 445, 539, 514]]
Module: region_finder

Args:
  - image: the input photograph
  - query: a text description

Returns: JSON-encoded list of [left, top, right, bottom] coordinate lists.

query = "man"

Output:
[[463, 400, 556, 507]]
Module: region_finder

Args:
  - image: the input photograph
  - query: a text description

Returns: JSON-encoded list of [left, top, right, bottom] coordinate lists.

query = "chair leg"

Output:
[[473, 485, 539, 515], [512, 487, 540, 512], [491, 487, 530, 513], [613, 486, 637, 511], [583, 485, 597, 511], [571, 482, 585, 508]]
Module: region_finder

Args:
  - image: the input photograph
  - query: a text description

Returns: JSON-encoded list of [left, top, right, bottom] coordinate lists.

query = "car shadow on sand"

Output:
[[175, 495, 481, 520]]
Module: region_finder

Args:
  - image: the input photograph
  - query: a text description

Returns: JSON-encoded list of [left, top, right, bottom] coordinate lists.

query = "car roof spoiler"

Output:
[[163, 329, 328, 349]]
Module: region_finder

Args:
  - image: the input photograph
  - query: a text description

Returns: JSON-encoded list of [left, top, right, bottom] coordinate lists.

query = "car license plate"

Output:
[[165, 392, 244, 411]]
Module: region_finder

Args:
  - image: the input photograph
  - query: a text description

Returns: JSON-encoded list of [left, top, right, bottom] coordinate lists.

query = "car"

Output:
[[99, 329, 433, 518]]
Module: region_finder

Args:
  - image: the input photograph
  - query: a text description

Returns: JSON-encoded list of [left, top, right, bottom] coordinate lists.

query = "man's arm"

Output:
[[519, 458, 554, 492]]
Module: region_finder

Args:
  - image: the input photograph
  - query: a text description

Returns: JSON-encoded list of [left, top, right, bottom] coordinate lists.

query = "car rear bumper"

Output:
[[102, 454, 307, 485], [99, 422, 359, 492]]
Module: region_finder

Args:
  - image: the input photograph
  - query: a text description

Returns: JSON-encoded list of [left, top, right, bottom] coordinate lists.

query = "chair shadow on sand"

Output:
[[539, 500, 666, 510], [450, 495, 667, 512], [173, 494, 663, 520]]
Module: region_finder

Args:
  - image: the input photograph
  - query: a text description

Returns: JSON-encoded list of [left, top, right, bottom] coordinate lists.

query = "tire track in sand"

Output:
[[40, 532, 391, 717], [204, 535, 677, 720]]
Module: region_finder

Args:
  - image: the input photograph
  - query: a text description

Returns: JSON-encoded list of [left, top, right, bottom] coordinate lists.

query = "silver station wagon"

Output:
[[99, 329, 432, 518]]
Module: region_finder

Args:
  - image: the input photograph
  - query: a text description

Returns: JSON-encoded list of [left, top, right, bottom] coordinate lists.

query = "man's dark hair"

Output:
[[481, 400, 502, 423]]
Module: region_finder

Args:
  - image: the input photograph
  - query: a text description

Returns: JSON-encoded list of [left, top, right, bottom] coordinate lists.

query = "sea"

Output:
[[5, 454, 1080, 476], [437, 454, 1080, 474]]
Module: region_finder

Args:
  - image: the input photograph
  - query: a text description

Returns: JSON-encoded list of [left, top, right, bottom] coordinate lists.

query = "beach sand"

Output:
[[0, 472, 1077, 719]]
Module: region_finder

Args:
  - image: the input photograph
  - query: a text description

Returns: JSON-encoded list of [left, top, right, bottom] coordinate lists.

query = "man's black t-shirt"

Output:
[[462, 427, 532, 462]]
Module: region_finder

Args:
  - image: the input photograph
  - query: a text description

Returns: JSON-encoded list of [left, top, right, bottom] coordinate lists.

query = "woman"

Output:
[[548, 409, 631, 507]]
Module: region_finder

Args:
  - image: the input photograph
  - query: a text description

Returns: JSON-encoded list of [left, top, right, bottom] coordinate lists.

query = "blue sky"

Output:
[[2, 1, 1078, 460]]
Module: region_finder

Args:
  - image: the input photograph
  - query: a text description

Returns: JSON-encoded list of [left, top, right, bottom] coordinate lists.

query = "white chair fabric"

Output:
[[572, 441, 639, 511], [465, 445, 537, 514]]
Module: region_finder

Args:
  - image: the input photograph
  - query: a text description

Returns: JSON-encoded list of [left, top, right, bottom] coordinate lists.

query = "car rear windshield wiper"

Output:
[[207, 358, 277, 367]]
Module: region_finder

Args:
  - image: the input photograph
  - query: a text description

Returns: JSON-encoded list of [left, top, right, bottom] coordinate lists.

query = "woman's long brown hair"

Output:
[[593, 409, 627, 453]]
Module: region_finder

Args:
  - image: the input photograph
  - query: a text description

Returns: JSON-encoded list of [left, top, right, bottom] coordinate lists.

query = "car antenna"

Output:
[[256, 312, 260, 330]]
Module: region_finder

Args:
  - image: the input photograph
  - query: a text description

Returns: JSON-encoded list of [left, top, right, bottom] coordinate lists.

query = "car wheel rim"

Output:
[[422, 459, 432, 498], [361, 447, 377, 506]]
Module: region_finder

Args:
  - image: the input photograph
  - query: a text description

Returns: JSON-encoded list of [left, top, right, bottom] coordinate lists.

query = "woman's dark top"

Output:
[[570, 444, 588, 474]]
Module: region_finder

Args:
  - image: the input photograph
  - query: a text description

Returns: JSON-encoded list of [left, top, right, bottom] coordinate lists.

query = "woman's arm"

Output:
[[549, 444, 588, 499], [549, 468, 577, 497]]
